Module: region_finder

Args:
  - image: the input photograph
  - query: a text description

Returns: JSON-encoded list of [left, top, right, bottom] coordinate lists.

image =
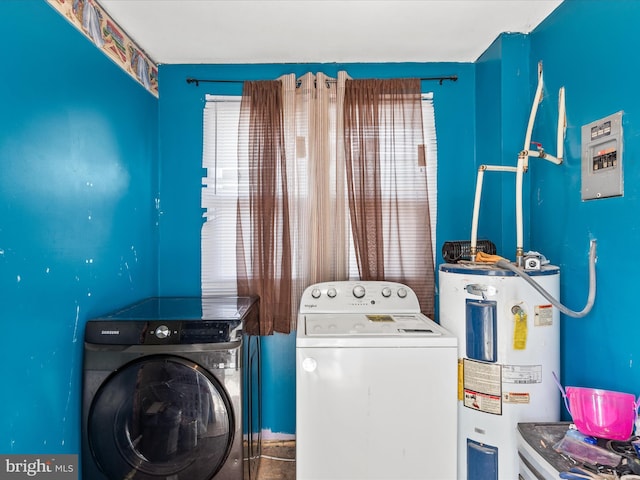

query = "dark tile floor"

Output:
[[257, 441, 296, 480]]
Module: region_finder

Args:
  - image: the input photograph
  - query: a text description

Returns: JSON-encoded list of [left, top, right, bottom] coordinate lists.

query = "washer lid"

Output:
[[86, 296, 259, 345], [93, 296, 259, 321], [297, 313, 457, 348]]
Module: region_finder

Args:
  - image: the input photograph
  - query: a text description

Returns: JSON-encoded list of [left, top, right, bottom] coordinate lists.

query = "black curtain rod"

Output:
[[186, 75, 458, 87]]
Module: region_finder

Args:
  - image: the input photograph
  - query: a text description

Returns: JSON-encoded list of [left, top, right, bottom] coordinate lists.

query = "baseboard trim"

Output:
[[261, 429, 295, 442]]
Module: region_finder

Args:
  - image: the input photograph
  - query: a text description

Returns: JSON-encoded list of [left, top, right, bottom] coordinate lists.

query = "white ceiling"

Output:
[[98, 0, 563, 65]]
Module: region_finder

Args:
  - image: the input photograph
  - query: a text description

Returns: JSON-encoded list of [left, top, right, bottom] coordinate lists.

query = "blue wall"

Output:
[[472, 0, 640, 415], [527, 0, 640, 397], [0, 1, 158, 453], [157, 62, 476, 434]]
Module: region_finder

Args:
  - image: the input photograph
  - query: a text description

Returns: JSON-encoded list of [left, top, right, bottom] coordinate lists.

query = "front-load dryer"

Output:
[[82, 296, 261, 480]]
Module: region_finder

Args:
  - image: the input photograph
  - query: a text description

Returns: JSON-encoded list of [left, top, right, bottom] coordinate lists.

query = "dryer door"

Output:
[[88, 355, 234, 480]]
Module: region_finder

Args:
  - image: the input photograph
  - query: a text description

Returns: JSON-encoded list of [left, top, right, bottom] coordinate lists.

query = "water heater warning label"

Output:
[[535, 304, 554, 326], [464, 390, 502, 415], [463, 358, 502, 415], [502, 364, 542, 384], [503, 392, 531, 404]]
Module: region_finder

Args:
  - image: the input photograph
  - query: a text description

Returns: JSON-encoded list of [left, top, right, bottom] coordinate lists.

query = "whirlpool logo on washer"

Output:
[[0, 455, 77, 479]]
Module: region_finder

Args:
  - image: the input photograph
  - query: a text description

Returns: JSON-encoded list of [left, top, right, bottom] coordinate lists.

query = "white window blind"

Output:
[[201, 93, 438, 294], [201, 95, 241, 296]]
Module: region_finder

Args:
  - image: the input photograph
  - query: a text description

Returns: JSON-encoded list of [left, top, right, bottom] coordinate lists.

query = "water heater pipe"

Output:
[[515, 151, 526, 265], [516, 64, 544, 265], [514, 63, 566, 266], [496, 239, 597, 318], [523, 62, 546, 154], [469, 62, 567, 265], [527, 149, 563, 165], [519, 86, 566, 168], [470, 165, 518, 256], [557, 86, 566, 160]]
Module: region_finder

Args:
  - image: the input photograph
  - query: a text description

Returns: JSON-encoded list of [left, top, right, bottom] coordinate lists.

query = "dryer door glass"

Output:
[[88, 356, 233, 480]]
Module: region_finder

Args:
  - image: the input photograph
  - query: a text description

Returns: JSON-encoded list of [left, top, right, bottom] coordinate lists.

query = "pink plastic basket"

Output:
[[553, 370, 640, 440]]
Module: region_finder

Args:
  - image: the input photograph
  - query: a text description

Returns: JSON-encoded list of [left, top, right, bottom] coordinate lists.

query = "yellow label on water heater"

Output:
[[513, 311, 528, 350]]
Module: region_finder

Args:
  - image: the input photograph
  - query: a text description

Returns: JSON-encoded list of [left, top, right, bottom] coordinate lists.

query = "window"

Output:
[[201, 92, 438, 297], [201, 96, 241, 296]]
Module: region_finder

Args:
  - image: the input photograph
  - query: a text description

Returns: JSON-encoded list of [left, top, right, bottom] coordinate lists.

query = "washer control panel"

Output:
[[85, 319, 241, 345], [299, 281, 420, 314], [155, 324, 171, 339]]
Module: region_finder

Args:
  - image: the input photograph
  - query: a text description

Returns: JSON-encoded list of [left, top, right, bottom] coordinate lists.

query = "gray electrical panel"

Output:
[[581, 111, 623, 200]]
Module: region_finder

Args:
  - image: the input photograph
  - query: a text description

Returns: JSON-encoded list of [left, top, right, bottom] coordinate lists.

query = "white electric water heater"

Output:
[[439, 263, 560, 480]]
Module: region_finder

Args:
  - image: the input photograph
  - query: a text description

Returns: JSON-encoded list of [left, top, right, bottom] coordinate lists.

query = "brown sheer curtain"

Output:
[[281, 72, 350, 312], [343, 78, 435, 316], [236, 80, 293, 335]]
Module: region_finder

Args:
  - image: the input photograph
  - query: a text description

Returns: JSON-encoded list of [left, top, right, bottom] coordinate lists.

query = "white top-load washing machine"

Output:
[[296, 281, 458, 480]]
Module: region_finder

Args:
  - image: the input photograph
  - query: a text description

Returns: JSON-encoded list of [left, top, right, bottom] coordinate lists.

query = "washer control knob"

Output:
[[397, 287, 408, 298], [311, 288, 322, 299], [327, 287, 337, 298], [381, 287, 392, 298], [352, 285, 366, 298], [302, 357, 317, 372], [155, 325, 170, 339]]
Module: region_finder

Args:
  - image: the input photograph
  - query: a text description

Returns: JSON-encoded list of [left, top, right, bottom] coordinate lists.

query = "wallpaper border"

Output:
[[46, 0, 159, 98]]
